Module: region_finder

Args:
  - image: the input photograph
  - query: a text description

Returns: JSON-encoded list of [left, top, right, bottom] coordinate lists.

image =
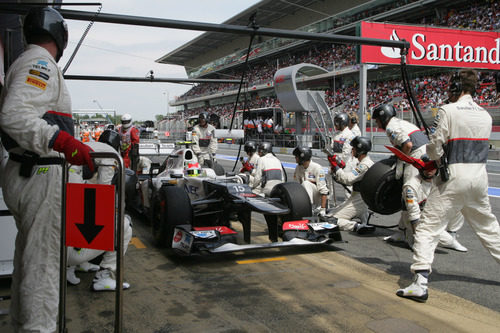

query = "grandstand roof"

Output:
[[156, 0, 328, 66]]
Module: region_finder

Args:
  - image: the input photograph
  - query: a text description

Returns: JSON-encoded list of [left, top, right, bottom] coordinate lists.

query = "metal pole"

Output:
[[64, 75, 242, 84], [359, 64, 367, 136], [0, 6, 410, 49], [58, 161, 68, 333], [88, 151, 126, 333], [115, 153, 125, 333]]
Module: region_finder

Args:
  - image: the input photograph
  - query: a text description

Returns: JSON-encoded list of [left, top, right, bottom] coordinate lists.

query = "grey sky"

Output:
[[61, 0, 260, 121]]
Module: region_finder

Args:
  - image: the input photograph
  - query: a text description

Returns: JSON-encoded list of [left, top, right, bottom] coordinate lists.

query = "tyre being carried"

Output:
[[359, 158, 403, 215]]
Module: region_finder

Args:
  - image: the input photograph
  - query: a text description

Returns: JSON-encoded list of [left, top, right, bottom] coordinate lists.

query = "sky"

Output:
[[61, 0, 261, 121]]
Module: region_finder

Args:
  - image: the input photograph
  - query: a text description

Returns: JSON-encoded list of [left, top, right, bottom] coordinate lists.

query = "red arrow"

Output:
[[76, 188, 104, 244]]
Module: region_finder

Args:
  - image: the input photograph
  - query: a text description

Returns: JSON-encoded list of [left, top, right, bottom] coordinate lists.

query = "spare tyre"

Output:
[[359, 158, 402, 215]]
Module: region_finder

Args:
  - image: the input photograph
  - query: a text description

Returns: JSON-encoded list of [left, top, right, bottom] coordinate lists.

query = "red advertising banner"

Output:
[[361, 21, 500, 70]]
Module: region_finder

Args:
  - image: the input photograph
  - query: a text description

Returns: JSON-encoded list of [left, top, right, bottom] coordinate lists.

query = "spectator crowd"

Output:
[[173, 1, 499, 122]]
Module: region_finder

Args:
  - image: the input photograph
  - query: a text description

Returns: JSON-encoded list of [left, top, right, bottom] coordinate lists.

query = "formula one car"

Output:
[[137, 147, 342, 255]]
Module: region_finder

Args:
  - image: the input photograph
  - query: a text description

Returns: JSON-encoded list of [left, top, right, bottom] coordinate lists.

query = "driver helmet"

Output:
[[121, 114, 132, 129], [334, 113, 349, 130], [292, 146, 312, 165], [185, 162, 202, 177], [208, 113, 219, 127], [371, 103, 396, 130], [244, 141, 257, 154], [23, 6, 68, 62], [258, 141, 273, 156]]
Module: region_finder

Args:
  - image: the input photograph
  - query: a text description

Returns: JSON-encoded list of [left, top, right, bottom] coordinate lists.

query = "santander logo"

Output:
[[381, 29, 402, 59], [362, 22, 500, 70]]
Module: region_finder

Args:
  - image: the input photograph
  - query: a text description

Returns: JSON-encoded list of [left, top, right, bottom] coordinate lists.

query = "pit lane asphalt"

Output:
[[0, 148, 499, 332]]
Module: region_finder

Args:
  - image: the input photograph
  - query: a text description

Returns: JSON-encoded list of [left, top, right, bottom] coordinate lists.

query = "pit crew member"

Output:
[[118, 113, 140, 169], [397, 69, 500, 303], [292, 146, 328, 216], [0, 7, 94, 332], [250, 141, 285, 196], [330, 136, 375, 234], [67, 130, 132, 290], [192, 111, 217, 167]]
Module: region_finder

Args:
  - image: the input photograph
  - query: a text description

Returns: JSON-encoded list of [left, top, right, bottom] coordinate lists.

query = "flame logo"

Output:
[[381, 29, 402, 59]]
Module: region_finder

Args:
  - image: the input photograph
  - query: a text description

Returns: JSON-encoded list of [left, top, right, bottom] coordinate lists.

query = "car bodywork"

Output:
[[137, 147, 342, 255]]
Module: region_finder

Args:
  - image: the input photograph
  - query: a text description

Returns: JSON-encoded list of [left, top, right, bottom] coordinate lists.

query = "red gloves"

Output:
[[328, 155, 345, 170], [53, 130, 95, 172], [240, 161, 254, 173]]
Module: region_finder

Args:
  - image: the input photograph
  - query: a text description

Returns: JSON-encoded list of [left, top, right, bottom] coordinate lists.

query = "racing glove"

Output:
[[328, 155, 345, 172], [52, 130, 95, 172]]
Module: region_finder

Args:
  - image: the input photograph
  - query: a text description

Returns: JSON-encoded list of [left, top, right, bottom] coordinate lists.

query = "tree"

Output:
[[155, 114, 165, 122]]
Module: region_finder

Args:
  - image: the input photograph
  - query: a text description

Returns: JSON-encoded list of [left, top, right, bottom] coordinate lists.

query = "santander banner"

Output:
[[361, 21, 500, 70]]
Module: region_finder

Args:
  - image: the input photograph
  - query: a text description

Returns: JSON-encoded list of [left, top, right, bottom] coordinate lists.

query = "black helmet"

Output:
[[334, 113, 349, 130], [244, 141, 257, 154], [98, 129, 121, 152], [293, 146, 312, 165], [371, 103, 396, 129], [24, 6, 68, 62], [350, 136, 372, 158], [258, 141, 273, 155], [209, 113, 219, 122], [199, 112, 209, 122]]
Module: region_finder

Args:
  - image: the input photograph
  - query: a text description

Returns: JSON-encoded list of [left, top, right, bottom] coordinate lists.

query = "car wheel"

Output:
[[359, 158, 403, 215], [270, 182, 312, 221], [151, 186, 193, 247]]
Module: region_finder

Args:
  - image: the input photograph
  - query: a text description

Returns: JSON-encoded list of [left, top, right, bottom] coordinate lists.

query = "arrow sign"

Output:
[[66, 183, 115, 251], [76, 188, 104, 244]]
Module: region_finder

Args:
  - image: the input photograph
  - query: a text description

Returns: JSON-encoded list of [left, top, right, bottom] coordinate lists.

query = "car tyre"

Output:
[[151, 186, 193, 248], [359, 158, 403, 215]]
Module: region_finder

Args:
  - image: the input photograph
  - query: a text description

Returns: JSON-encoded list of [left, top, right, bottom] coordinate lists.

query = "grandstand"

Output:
[[156, 0, 500, 147]]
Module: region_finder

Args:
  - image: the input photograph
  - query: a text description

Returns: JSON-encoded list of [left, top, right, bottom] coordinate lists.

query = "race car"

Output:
[[137, 147, 342, 255]]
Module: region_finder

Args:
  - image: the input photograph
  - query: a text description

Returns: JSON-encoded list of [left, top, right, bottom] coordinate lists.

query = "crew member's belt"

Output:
[[9, 152, 64, 177]]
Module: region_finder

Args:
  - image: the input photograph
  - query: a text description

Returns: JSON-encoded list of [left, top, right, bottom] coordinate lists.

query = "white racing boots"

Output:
[[92, 268, 130, 291], [396, 272, 429, 303], [438, 231, 468, 252], [67, 262, 100, 285]]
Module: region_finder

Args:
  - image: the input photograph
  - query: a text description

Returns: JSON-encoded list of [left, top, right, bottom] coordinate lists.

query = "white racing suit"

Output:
[[192, 123, 217, 166], [411, 94, 500, 273], [401, 174, 464, 249], [250, 152, 285, 197], [332, 155, 374, 231], [351, 123, 361, 137], [293, 160, 328, 210], [331, 127, 355, 198], [0, 45, 73, 332], [385, 117, 429, 234], [67, 142, 132, 271]]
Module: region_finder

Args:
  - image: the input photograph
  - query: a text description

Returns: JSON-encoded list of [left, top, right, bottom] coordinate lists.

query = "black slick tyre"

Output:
[[359, 158, 403, 215], [151, 186, 193, 248]]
